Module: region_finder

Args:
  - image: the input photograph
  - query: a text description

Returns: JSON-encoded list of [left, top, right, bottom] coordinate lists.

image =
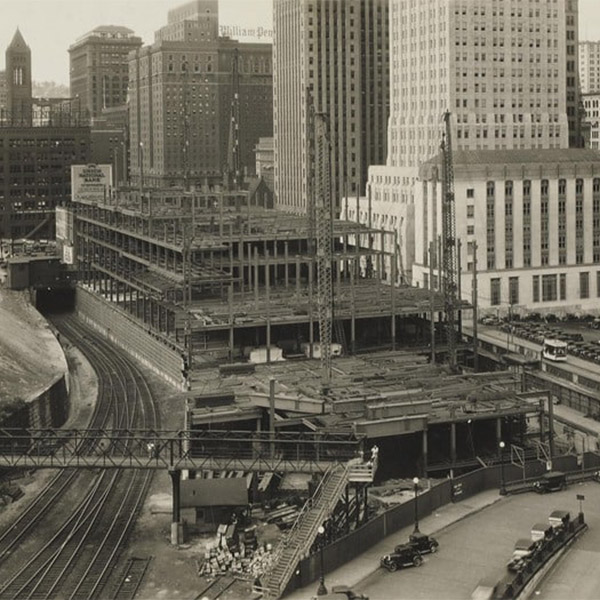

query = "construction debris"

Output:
[[197, 523, 274, 580]]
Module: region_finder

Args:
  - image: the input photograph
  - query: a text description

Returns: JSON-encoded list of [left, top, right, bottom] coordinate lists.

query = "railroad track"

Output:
[[194, 575, 237, 600], [112, 557, 153, 600], [0, 315, 159, 599]]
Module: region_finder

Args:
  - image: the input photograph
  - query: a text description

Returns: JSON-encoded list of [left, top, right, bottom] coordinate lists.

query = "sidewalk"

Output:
[[285, 488, 501, 600]]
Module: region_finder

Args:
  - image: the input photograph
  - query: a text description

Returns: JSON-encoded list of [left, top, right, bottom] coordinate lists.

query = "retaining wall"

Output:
[[75, 287, 184, 390]]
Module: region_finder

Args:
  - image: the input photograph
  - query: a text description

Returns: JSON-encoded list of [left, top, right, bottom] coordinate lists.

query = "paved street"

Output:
[[352, 482, 600, 600], [534, 482, 600, 599]]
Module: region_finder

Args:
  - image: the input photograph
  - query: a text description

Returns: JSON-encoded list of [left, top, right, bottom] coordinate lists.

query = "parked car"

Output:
[[533, 471, 567, 494], [506, 538, 540, 573], [548, 510, 571, 531], [381, 544, 424, 572], [480, 316, 501, 326], [404, 532, 439, 555]]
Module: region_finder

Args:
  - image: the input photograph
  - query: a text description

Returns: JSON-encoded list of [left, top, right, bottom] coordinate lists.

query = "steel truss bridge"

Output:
[[0, 429, 363, 473]]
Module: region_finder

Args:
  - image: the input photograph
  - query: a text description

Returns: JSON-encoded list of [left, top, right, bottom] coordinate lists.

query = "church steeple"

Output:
[[5, 27, 32, 125], [8, 28, 28, 51]]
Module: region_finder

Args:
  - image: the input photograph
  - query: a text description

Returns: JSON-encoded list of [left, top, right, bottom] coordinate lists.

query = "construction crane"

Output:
[[441, 111, 458, 371], [314, 112, 334, 390], [181, 59, 191, 192]]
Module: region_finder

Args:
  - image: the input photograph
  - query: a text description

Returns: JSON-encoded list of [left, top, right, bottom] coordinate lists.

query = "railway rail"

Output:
[[0, 315, 159, 599]]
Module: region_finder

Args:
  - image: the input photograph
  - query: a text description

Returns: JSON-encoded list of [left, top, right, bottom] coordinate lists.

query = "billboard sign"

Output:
[[71, 164, 112, 204]]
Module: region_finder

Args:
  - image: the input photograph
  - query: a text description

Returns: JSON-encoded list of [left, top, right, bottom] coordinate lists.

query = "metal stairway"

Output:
[[261, 463, 350, 599]]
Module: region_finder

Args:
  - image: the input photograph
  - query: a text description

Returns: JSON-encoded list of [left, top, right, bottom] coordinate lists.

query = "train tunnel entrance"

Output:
[[35, 287, 76, 314]]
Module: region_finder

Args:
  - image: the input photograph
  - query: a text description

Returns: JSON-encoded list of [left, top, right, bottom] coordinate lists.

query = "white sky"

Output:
[[0, 0, 599, 86]]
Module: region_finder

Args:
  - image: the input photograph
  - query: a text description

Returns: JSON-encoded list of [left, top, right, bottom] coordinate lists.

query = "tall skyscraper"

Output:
[[69, 26, 143, 120], [5, 28, 32, 125], [128, 0, 273, 189], [358, 0, 581, 280], [273, 0, 389, 213], [387, 0, 576, 170]]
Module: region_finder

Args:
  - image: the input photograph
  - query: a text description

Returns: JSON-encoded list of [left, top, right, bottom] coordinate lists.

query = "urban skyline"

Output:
[[0, 0, 274, 86], [2, 0, 600, 85]]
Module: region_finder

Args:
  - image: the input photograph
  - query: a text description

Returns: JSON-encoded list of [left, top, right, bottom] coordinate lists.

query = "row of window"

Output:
[[490, 272, 600, 306]]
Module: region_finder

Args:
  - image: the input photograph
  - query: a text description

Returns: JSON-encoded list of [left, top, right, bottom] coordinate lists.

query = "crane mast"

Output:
[[441, 111, 458, 370], [314, 112, 334, 388]]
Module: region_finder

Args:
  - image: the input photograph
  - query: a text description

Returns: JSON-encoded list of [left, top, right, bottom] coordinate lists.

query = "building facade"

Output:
[[255, 136, 274, 190], [582, 92, 600, 149], [0, 30, 91, 242], [579, 40, 600, 94], [361, 0, 580, 281], [273, 0, 389, 213], [0, 122, 91, 241], [413, 149, 600, 313], [128, 1, 272, 189], [69, 26, 142, 121]]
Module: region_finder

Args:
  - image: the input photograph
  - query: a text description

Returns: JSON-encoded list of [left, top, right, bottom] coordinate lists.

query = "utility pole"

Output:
[[429, 241, 436, 364], [472, 241, 479, 371], [226, 48, 241, 190]]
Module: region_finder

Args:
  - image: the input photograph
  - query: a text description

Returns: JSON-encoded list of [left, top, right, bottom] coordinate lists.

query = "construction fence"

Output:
[[285, 452, 600, 595]]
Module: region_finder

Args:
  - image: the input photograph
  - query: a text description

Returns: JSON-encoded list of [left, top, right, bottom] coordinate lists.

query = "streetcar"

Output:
[[542, 338, 568, 362]]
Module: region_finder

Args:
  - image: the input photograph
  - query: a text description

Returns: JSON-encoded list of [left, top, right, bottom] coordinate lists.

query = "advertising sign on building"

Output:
[[71, 164, 112, 204], [63, 244, 74, 265], [55, 206, 74, 243]]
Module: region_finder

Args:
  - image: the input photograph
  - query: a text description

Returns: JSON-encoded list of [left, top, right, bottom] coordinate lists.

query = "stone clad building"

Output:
[[413, 149, 600, 312], [128, 0, 273, 189], [358, 0, 581, 281], [69, 26, 142, 121]]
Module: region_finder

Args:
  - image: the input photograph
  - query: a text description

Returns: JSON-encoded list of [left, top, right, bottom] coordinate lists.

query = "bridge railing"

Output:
[[0, 429, 363, 472]]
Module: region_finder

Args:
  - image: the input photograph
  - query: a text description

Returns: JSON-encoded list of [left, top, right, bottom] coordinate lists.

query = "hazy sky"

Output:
[[1, 0, 600, 86], [0, 0, 274, 85]]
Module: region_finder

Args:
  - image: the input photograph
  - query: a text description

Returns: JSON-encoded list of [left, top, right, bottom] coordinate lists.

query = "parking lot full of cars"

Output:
[[481, 313, 600, 365]]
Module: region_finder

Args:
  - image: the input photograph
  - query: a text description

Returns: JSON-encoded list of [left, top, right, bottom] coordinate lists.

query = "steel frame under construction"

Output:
[[72, 187, 451, 376]]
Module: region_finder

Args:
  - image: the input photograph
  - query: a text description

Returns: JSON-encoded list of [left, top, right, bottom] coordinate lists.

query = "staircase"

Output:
[[261, 463, 350, 599]]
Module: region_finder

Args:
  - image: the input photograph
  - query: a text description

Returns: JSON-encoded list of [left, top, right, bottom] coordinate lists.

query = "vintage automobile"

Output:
[[506, 538, 540, 573], [548, 510, 571, 531], [380, 544, 423, 572], [401, 532, 439, 555], [533, 471, 567, 493]]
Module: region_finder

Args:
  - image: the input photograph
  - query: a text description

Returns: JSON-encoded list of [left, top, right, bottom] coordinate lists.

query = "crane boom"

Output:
[[441, 111, 458, 370]]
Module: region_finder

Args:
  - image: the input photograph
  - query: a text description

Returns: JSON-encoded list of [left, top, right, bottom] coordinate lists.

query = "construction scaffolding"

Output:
[[73, 186, 458, 377]]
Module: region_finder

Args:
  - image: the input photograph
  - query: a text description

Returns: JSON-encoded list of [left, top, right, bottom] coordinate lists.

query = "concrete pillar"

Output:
[[169, 469, 182, 545], [284, 241, 289, 289]]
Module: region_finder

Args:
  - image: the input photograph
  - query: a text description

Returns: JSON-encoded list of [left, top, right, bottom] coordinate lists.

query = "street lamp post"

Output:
[[413, 477, 420, 533], [316, 524, 327, 596], [499, 441, 506, 495]]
